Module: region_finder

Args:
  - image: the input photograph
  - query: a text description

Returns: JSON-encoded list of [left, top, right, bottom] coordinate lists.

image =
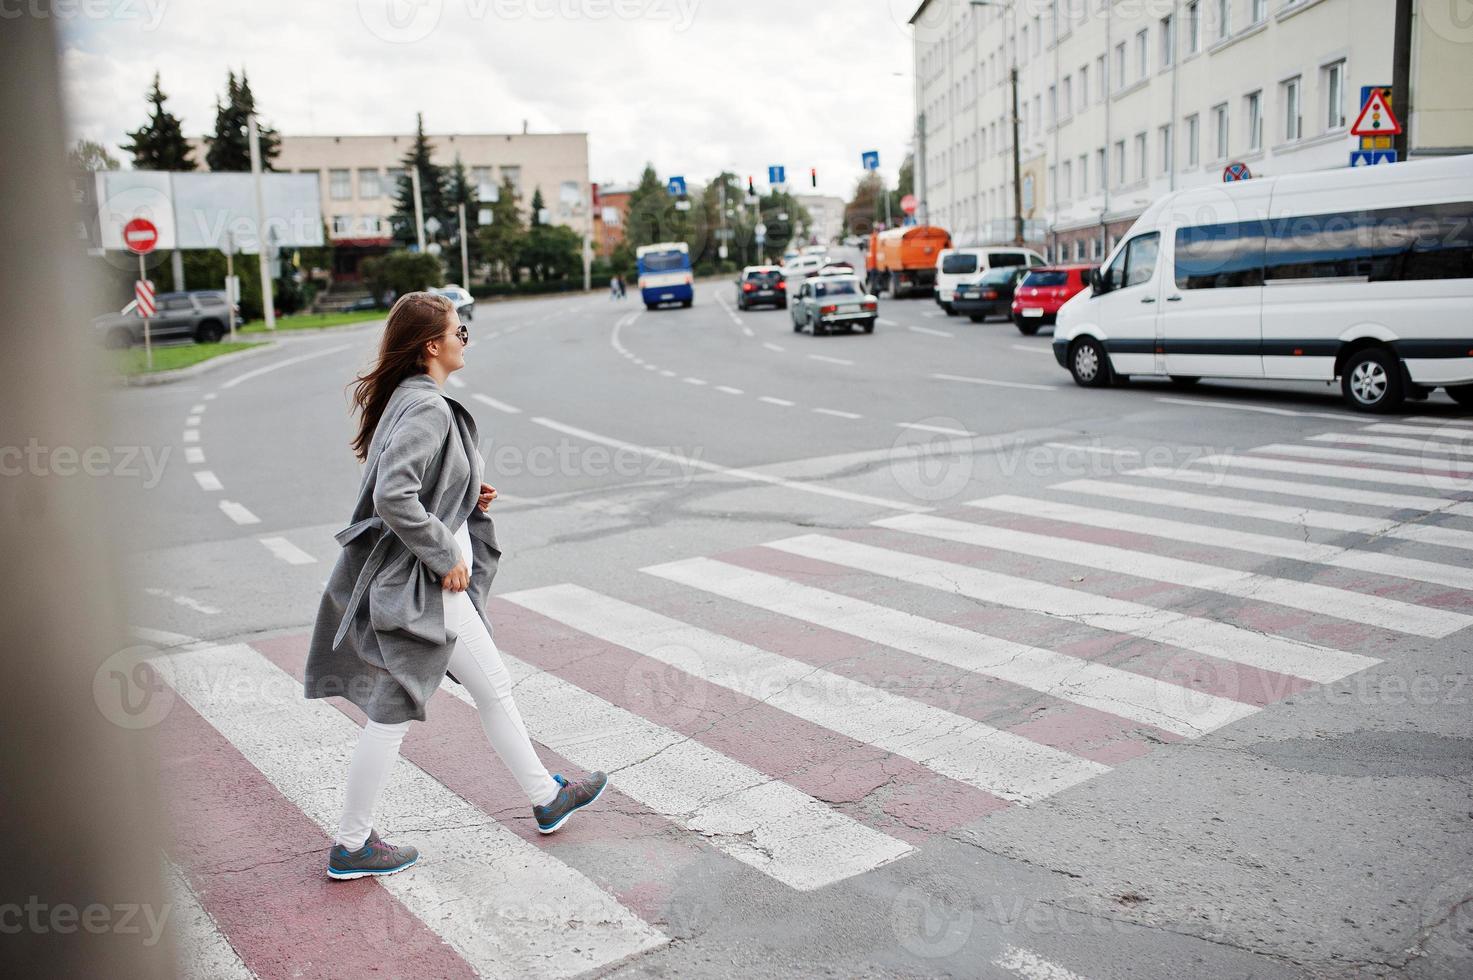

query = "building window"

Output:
[[1096, 147, 1106, 189], [1049, 164, 1058, 202], [1134, 132, 1147, 181], [385, 167, 406, 195], [357, 168, 381, 199], [1160, 15, 1175, 66], [501, 165, 522, 194], [1135, 29, 1148, 79], [1246, 90, 1263, 150], [1114, 42, 1126, 89], [329, 169, 351, 201], [1033, 94, 1042, 136], [1186, 113, 1200, 167], [1062, 76, 1072, 117], [1187, 1, 1201, 52], [331, 214, 352, 236], [361, 215, 382, 235], [1250, 0, 1266, 23], [1092, 237, 1102, 260], [1216, 0, 1230, 40], [470, 166, 493, 197], [1323, 60, 1346, 130], [1074, 239, 1084, 261], [1159, 123, 1174, 173], [1033, 14, 1042, 53], [1095, 55, 1106, 100], [1021, 24, 1029, 61], [1078, 153, 1088, 195], [1282, 76, 1302, 141], [1078, 66, 1088, 109], [1061, 160, 1072, 200], [1113, 140, 1126, 186], [1213, 103, 1229, 159]]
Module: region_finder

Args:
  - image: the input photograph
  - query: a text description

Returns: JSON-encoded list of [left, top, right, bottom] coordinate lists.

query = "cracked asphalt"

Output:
[[109, 282, 1473, 978]]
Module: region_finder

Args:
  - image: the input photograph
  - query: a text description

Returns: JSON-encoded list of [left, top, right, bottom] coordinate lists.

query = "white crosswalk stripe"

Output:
[[765, 533, 1377, 684], [501, 583, 1108, 804], [1310, 432, 1473, 457], [1130, 465, 1473, 518], [1054, 477, 1473, 553], [875, 513, 1471, 639], [643, 557, 1259, 737], [1252, 442, 1470, 473], [1194, 453, 1468, 492], [1399, 417, 1473, 433], [968, 494, 1473, 593], [1364, 421, 1473, 439], [153, 641, 666, 977], [439, 649, 913, 890]]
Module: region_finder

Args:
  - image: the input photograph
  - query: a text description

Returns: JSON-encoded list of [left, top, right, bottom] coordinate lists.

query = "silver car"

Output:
[[94, 290, 235, 348], [789, 274, 878, 336], [433, 285, 475, 321]]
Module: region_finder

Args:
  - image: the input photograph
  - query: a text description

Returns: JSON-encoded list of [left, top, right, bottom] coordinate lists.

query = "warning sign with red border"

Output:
[[1351, 89, 1401, 137]]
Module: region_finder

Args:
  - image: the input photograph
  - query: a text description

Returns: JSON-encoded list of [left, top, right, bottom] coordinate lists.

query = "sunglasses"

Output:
[[454, 323, 469, 344]]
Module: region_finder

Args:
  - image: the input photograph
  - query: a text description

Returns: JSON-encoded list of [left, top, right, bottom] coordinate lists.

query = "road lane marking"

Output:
[[1155, 396, 1355, 420], [218, 500, 260, 525], [1195, 452, 1468, 491], [1311, 432, 1473, 457], [471, 393, 522, 415], [219, 343, 352, 390], [503, 583, 1107, 804], [762, 342, 786, 352], [1126, 465, 1473, 516], [1365, 422, 1473, 439], [808, 354, 854, 366], [682, 376, 707, 386], [1010, 343, 1049, 353], [814, 407, 863, 419], [881, 512, 1471, 639], [878, 318, 899, 327], [770, 534, 1375, 684], [931, 372, 1055, 391], [192, 470, 222, 492], [1404, 416, 1473, 432], [185, 414, 201, 426], [184, 447, 205, 464], [259, 536, 317, 565], [645, 557, 1256, 737], [183, 429, 199, 443], [1254, 442, 1468, 474], [741, 326, 755, 337], [189, 403, 206, 414], [660, 369, 677, 377], [759, 396, 795, 407], [527, 416, 932, 513], [143, 587, 220, 616], [164, 859, 253, 980], [715, 385, 744, 395], [897, 422, 975, 437], [908, 325, 954, 338], [203, 393, 217, 401], [972, 493, 1473, 592], [994, 946, 1093, 980], [154, 641, 665, 973], [1044, 442, 1139, 457]]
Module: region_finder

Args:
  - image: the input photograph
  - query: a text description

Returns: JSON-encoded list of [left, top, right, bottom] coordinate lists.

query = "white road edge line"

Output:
[[471, 393, 522, 415], [219, 343, 353, 390], [931, 373, 1055, 392], [259, 536, 317, 565]]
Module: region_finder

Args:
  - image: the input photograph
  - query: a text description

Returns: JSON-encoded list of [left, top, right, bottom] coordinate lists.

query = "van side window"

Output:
[[1105, 232, 1160, 291], [1264, 201, 1473, 283], [1175, 221, 1266, 289], [991, 253, 1026, 267]]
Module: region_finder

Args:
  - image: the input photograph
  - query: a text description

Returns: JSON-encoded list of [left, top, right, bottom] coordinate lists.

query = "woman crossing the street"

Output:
[[304, 291, 608, 880]]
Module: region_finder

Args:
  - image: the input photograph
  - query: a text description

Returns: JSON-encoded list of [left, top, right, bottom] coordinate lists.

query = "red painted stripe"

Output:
[[156, 675, 475, 980], [480, 598, 1011, 840], [252, 633, 708, 924]]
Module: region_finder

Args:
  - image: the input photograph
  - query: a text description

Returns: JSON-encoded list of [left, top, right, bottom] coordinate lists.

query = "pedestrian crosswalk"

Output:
[[149, 416, 1471, 977]]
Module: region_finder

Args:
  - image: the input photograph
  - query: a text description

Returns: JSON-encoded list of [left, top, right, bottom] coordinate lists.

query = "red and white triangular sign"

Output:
[[1351, 90, 1402, 136]]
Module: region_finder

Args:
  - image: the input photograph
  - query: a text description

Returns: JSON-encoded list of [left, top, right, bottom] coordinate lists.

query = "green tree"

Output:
[[68, 138, 118, 172], [442, 158, 482, 280], [529, 187, 546, 226], [517, 223, 582, 282], [623, 164, 692, 253], [474, 176, 525, 282], [390, 113, 448, 248], [757, 189, 810, 262], [844, 172, 888, 238], [121, 73, 196, 171], [360, 250, 445, 304], [205, 70, 279, 172]]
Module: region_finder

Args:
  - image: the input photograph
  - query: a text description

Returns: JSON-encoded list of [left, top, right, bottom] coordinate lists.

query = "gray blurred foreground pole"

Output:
[[0, 14, 174, 979]]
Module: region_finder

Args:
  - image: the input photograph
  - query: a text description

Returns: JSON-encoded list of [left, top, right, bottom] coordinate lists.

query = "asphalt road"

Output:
[[104, 279, 1473, 979]]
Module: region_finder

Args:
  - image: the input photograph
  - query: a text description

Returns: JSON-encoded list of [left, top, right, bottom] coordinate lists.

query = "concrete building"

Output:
[[593, 183, 634, 258], [794, 194, 848, 245], [909, 0, 1471, 264], [209, 131, 592, 278]]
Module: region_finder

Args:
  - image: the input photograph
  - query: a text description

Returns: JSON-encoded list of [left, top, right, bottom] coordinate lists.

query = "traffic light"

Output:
[[747, 176, 756, 196], [810, 168, 817, 187]]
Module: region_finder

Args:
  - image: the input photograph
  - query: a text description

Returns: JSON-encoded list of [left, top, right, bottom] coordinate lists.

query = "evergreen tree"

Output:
[[623, 164, 692, 252], [844, 172, 887, 237], [443, 158, 482, 278], [121, 73, 196, 171], [390, 113, 448, 248], [68, 139, 119, 172], [205, 70, 279, 172], [474, 176, 525, 282], [529, 187, 546, 226]]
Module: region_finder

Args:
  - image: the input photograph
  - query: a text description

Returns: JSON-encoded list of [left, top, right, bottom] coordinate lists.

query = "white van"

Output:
[[935, 246, 1046, 313], [1052, 154, 1473, 412]]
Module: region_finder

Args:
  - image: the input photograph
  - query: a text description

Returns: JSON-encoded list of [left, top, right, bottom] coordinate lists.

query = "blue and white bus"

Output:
[[636, 242, 694, 309]]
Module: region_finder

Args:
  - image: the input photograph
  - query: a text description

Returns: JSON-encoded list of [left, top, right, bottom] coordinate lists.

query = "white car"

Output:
[[434, 284, 475, 321], [934, 246, 1045, 313], [780, 255, 825, 293]]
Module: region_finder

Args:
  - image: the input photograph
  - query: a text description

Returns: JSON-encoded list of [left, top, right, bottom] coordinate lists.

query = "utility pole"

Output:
[[1391, 0, 1412, 160], [1010, 64, 1023, 246], [457, 202, 469, 287], [248, 113, 276, 331], [409, 166, 427, 253]]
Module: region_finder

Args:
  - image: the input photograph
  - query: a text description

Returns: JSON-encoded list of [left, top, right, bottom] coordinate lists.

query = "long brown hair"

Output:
[[348, 291, 456, 461]]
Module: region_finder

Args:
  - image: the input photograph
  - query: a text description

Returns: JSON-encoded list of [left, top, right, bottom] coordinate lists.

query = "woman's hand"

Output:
[[442, 558, 470, 592], [477, 483, 498, 512]]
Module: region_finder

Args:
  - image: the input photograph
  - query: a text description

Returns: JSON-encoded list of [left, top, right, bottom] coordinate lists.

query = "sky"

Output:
[[60, 0, 919, 199]]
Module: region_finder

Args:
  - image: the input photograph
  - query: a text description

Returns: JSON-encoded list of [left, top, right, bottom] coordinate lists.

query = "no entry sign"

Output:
[[123, 217, 159, 255]]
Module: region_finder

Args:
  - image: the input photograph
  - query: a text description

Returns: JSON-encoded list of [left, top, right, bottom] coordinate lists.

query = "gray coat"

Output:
[[304, 372, 501, 724]]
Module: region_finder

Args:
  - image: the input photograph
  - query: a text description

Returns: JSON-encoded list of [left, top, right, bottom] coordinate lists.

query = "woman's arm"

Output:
[[372, 398, 460, 577]]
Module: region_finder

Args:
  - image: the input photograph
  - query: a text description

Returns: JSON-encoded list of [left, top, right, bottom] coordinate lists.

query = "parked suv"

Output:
[[94, 290, 235, 348], [1010, 265, 1092, 334], [736, 266, 786, 310]]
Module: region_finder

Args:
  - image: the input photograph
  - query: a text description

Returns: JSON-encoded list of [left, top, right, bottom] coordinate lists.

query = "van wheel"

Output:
[[1069, 337, 1111, 388], [195, 319, 224, 344], [1342, 347, 1405, 413], [1446, 385, 1473, 408], [1169, 376, 1200, 387]]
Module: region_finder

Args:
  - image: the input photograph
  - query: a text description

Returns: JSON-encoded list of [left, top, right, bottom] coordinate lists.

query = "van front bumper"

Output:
[[1052, 337, 1069, 368]]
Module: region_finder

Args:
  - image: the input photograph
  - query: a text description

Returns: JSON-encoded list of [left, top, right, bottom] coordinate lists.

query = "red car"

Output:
[[1010, 265, 1092, 335]]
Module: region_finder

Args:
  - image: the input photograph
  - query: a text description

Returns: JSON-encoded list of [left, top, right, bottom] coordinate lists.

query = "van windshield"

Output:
[[942, 254, 978, 274]]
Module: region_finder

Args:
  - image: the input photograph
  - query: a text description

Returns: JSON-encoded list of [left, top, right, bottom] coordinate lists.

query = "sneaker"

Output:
[[327, 830, 419, 880], [533, 772, 608, 834]]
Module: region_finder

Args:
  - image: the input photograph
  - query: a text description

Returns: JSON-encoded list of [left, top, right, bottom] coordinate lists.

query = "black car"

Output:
[[736, 266, 786, 310], [951, 266, 1028, 322]]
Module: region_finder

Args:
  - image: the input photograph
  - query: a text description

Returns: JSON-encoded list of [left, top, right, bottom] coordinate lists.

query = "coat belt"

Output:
[[331, 515, 392, 651]]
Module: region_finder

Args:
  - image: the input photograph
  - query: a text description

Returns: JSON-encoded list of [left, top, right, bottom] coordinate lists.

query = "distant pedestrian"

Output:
[[609, 274, 620, 300], [305, 292, 608, 881], [616, 274, 627, 299]]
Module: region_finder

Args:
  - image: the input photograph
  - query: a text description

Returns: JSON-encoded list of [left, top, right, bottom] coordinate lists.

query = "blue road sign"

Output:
[[1222, 161, 1252, 182], [1350, 150, 1398, 167], [667, 176, 687, 196], [767, 165, 785, 185], [861, 151, 880, 171]]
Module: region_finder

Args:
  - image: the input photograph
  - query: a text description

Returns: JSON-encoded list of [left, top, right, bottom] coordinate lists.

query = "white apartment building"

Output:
[[794, 194, 848, 245], [910, 0, 1469, 264]]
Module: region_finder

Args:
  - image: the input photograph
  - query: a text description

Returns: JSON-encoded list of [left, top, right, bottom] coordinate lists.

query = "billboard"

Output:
[[94, 171, 324, 254]]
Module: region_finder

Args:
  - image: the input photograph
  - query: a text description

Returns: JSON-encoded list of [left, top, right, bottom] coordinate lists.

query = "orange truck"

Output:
[[866, 225, 952, 298]]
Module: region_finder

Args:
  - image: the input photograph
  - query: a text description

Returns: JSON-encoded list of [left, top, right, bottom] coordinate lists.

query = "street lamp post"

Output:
[[969, 0, 1024, 246]]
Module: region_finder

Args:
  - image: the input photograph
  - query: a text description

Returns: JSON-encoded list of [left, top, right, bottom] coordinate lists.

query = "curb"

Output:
[[114, 340, 281, 387]]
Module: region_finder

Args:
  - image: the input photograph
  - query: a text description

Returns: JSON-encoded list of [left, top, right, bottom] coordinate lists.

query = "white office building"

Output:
[[909, 0, 1472, 263]]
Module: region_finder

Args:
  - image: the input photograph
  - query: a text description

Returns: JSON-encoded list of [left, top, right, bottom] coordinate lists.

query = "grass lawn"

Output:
[[239, 310, 382, 333], [114, 341, 265, 376]]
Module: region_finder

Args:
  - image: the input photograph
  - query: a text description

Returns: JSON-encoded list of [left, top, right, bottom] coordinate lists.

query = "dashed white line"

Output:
[[1010, 343, 1049, 353], [260, 536, 317, 565], [931, 372, 1056, 391], [807, 354, 854, 366], [643, 364, 657, 371], [182, 429, 199, 443], [184, 447, 205, 464], [202, 393, 217, 401], [143, 587, 220, 616], [1155, 396, 1355, 420], [762, 342, 786, 353], [759, 396, 796, 407], [908, 325, 954, 338], [814, 407, 863, 419], [741, 326, 755, 337], [189, 403, 206, 414], [994, 945, 1092, 980], [716, 385, 745, 395], [1044, 442, 1140, 457], [898, 421, 976, 437], [471, 393, 522, 415], [682, 377, 708, 386], [192, 470, 223, 492], [218, 500, 260, 525], [660, 369, 677, 377], [877, 318, 899, 327]]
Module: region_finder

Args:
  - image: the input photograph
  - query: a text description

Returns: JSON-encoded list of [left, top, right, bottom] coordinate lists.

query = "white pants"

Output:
[[334, 587, 561, 850]]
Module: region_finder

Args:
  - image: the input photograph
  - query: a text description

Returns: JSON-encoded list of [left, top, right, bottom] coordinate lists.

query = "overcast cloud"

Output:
[[60, 0, 917, 198]]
